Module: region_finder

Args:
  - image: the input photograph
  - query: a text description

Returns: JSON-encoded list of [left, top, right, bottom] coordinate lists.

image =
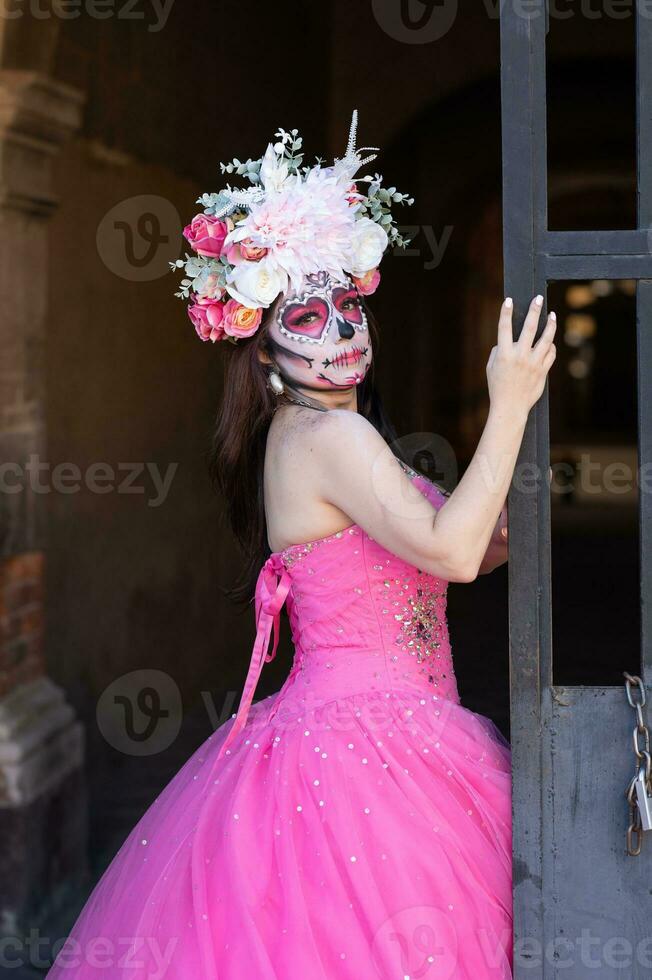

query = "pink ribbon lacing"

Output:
[[216, 553, 291, 761]]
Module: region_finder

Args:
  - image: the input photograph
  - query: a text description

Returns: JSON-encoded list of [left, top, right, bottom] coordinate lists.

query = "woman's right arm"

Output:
[[310, 294, 557, 582]]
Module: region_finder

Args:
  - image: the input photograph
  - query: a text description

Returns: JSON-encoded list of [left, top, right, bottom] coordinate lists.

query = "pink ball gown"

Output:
[[47, 471, 513, 979]]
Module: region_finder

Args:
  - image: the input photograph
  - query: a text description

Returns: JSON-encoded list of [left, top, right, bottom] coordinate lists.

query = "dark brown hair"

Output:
[[209, 302, 399, 603]]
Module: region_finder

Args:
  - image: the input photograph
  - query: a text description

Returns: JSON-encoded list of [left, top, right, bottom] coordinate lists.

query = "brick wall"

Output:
[[0, 552, 44, 699]]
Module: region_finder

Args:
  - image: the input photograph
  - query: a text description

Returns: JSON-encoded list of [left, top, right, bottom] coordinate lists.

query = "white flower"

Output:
[[225, 258, 288, 309], [259, 143, 290, 194], [348, 217, 388, 277], [224, 168, 359, 291]]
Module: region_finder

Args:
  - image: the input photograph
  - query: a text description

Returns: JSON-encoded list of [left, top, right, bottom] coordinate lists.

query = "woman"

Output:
[[47, 114, 556, 979]]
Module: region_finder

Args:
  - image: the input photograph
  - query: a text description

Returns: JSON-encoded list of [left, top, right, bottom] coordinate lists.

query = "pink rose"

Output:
[[222, 299, 263, 339], [352, 267, 381, 296], [183, 214, 228, 258], [224, 239, 268, 265], [224, 243, 242, 265], [187, 295, 226, 343]]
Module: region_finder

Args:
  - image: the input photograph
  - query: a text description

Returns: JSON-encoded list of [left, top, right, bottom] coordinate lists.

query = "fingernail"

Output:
[[550, 311, 556, 320], [534, 294, 543, 305], [504, 297, 513, 308]]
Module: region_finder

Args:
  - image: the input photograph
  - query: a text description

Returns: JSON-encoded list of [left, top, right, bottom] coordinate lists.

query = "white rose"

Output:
[[348, 218, 389, 277], [226, 259, 288, 309]]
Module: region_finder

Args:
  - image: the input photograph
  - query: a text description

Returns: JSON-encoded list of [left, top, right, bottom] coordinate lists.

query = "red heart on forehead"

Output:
[[281, 297, 330, 339], [332, 286, 364, 325]]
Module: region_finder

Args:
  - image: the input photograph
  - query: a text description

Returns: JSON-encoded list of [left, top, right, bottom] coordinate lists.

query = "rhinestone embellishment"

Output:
[[388, 570, 448, 685], [281, 526, 360, 568]]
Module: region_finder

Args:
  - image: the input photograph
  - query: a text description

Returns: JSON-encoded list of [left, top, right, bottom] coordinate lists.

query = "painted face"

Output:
[[267, 271, 372, 390]]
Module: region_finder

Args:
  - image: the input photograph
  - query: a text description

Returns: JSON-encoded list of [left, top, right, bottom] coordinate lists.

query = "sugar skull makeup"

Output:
[[268, 271, 372, 390]]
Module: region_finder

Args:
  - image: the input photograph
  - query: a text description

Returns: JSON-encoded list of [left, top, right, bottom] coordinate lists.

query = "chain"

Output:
[[624, 671, 652, 856], [277, 387, 329, 413]]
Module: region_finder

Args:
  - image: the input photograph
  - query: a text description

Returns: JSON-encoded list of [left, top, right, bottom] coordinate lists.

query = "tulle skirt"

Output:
[[47, 688, 512, 979]]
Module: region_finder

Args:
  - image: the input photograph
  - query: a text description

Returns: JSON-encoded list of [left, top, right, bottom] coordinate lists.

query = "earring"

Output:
[[268, 369, 284, 395]]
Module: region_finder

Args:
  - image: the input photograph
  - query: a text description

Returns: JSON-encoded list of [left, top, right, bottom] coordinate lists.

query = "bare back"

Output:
[[263, 405, 355, 553]]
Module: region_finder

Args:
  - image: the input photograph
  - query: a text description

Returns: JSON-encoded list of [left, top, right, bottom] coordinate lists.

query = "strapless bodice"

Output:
[[217, 471, 459, 760]]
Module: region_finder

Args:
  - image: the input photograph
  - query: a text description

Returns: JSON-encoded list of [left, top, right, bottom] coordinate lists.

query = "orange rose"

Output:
[[240, 238, 268, 261], [222, 299, 263, 339]]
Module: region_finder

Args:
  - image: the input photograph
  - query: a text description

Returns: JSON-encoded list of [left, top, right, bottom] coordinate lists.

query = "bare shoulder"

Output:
[[307, 408, 385, 453], [269, 406, 382, 464], [266, 404, 325, 454], [284, 409, 451, 500]]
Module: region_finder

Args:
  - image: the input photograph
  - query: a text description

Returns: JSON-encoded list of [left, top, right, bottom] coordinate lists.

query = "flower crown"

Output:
[[171, 110, 414, 344]]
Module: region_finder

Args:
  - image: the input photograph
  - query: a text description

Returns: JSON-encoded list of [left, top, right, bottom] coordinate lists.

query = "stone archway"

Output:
[[0, 10, 87, 942]]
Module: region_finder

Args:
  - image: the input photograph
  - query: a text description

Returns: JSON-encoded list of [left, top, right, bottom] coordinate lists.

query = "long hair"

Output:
[[209, 302, 399, 604]]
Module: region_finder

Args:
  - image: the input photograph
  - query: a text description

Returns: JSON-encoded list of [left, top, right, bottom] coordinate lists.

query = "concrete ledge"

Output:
[[0, 676, 84, 807], [0, 677, 88, 937]]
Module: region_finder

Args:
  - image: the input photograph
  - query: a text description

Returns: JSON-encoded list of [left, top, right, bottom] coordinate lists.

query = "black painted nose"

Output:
[[337, 316, 355, 340]]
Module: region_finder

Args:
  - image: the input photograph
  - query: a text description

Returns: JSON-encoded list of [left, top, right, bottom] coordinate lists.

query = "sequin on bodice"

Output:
[[280, 517, 457, 699]]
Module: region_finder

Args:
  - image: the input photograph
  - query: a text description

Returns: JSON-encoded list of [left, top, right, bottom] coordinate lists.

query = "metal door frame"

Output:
[[500, 1, 652, 974]]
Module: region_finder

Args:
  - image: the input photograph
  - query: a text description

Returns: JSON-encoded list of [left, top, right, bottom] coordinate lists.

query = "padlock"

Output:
[[634, 761, 652, 832]]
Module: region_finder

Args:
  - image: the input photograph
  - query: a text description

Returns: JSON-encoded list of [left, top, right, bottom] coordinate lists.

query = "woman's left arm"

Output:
[[477, 465, 553, 574]]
